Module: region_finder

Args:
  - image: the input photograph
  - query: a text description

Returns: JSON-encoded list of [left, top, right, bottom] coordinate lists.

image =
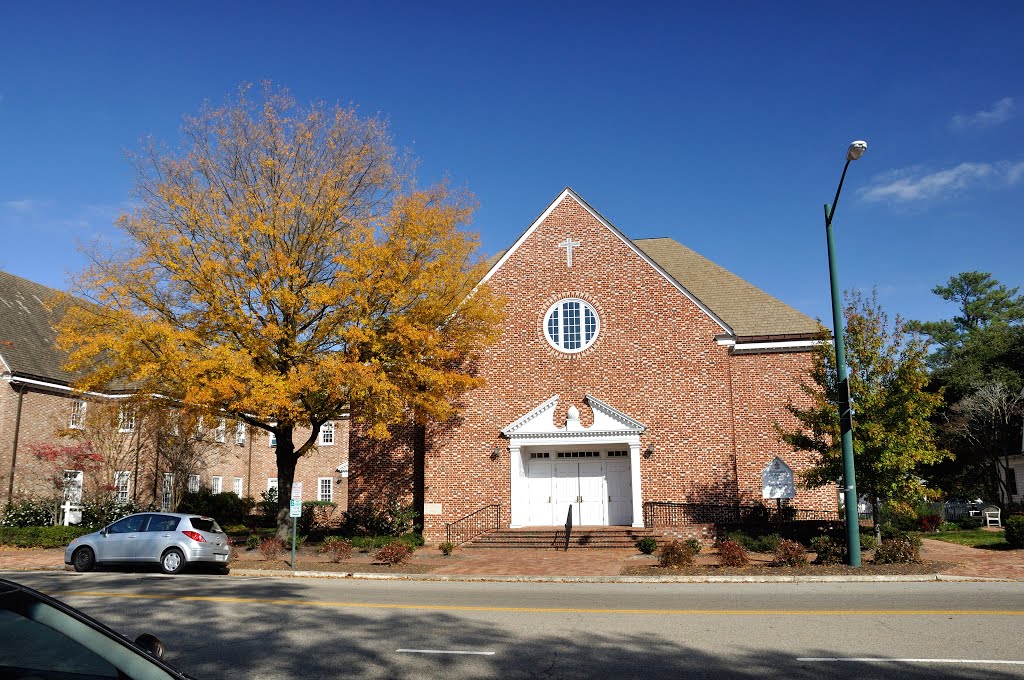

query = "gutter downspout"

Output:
[[247, 428, 253, 499], [6, 384, 26, 504]]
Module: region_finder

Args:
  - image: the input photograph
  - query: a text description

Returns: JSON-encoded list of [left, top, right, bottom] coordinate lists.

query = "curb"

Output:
[[227, 568, 1007, 583]]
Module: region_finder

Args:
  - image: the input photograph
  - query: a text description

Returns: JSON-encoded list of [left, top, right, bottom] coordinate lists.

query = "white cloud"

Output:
[[859, 161, 1024, 203], [4, 199, 46, 214], [950, 97, 1016, 130]]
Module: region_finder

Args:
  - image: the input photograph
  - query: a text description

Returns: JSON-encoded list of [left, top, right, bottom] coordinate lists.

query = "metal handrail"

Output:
[[643, 501, 845, 527], [563, 505, 572, 552], [444, 504, 501, 546]]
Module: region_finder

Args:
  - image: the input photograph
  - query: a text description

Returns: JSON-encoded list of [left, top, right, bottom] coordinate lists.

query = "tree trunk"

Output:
[[274, 425, 298, 541]]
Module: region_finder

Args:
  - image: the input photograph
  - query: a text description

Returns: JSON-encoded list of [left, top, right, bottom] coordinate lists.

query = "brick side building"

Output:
[[349, 188, 836, 542], [0, 270, 349, 514]]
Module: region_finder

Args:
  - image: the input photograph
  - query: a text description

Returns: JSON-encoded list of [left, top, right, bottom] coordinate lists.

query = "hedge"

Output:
[[0, 525, 92, 548]]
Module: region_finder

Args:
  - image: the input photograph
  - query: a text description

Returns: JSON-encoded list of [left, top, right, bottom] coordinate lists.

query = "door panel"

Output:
[[527, 463, 553, 526], [577, 462, 605, 525], [553, 463, 578, 526], [606, 460, 632, 525]]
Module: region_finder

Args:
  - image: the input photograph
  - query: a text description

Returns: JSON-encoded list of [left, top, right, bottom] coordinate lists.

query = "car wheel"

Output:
[[160, 548, 185, 575], [72, 547, 95, 573]]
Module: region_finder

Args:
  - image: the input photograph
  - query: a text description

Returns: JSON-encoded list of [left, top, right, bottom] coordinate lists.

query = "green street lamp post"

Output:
[[824, 140, 867, 567]]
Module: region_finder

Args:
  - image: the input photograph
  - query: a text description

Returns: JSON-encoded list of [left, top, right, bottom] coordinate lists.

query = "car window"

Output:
[[187, 518, 222, 533], [0, 607, 120, 678], [108, 515, 146, 534], [146, 515, 181, 532]]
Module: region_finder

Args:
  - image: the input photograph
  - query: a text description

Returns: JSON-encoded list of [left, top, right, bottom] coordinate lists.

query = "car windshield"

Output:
[[188, 518, 222, 533]]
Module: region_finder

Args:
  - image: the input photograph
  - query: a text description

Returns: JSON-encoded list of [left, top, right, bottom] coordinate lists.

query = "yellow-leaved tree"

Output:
[[58, 84, 502, 534]]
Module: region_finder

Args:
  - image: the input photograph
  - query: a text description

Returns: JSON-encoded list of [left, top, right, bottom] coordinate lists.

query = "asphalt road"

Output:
[[4, 570, 1024, 680]]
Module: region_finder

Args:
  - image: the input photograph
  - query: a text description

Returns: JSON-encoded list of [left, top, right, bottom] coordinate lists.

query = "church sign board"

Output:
[[761, 456, 795, 499]]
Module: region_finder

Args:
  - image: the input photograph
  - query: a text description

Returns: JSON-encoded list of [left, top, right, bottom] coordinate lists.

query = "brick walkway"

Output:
[[431, 549, 636, 576], [1, 541, 1022, 580], [920, 538, 1024, 580]]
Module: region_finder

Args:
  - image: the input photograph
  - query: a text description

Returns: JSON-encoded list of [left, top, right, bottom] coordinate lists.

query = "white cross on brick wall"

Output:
[[558, 235, 581, 267]]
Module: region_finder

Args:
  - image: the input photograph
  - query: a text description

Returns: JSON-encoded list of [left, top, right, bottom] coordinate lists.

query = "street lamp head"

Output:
[[846, 140, 868, 161]]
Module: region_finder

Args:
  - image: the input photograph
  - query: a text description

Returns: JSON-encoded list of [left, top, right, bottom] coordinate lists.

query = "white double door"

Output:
[[527, 458, 632, 526]]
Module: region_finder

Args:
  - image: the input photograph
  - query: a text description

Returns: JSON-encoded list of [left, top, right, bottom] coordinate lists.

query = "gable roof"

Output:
[[481, 188, 820, 341], [633, 237, 820, 339], [0, 270, 75, 384]]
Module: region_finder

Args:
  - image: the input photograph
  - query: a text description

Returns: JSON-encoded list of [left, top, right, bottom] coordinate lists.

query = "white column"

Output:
[[629, 441, 644, 527], [509, 442, 525, 528]]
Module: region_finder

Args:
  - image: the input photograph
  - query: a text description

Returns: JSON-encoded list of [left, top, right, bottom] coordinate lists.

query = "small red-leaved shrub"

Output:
[[318, 536, 354, 563], [259, 537, 286, 561], [658, 539, 697, 568], [772, 539, 808, 567], [716, 539, 749, 567], [917, 514, 942, 533], [375, 542, 414, 565]]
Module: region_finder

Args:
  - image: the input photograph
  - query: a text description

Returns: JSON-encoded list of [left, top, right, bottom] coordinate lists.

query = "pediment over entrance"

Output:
[[501, 394, 647, 439]]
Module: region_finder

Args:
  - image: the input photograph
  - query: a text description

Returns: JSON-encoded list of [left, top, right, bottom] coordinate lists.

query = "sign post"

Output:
[[290, 482, 303, 570]]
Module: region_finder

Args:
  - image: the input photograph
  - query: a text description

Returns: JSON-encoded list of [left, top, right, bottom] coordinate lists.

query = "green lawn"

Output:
[[928, 529, 1012, 549]]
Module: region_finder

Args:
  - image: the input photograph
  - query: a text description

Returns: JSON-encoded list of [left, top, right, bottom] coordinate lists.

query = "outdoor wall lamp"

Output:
[[644, 445, 655, 458], [490, 445, 503, 460]]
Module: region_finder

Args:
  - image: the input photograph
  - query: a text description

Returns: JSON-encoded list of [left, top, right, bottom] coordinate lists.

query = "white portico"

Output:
[[502, 395, 646, 528]]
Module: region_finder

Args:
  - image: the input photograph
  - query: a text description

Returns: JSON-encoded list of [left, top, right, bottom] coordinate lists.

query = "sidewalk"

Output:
[[2, 540, 1021, 581]]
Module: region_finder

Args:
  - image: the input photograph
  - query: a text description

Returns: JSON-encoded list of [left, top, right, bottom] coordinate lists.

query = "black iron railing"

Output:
[[445, 504, 501, 546], [643, 501, 844, 527], [562, 505, 573, 552]]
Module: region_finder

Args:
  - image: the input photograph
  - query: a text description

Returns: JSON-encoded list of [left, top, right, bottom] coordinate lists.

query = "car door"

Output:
[[98, 514, 148, 561], [136, 515, 181, 562]]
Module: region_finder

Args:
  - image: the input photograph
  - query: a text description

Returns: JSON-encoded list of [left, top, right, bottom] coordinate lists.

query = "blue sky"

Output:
[[1, 1, 1021, 327]]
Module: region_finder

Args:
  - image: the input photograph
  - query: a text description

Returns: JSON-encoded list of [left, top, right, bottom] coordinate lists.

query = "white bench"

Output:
[[983, 505, 1002, 527]]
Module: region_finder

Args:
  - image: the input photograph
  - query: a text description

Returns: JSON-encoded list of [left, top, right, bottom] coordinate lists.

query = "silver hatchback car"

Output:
[[65, 512, 231, 574]]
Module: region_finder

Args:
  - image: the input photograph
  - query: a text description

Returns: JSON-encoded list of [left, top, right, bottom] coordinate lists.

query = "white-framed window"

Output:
[[235, 421, 246, 446], [318, 477, 334, 502], [169, 409, 179, 436], [269, 431, 277, 447], [543, 298, 600, 353], [114, 471, 131, 503], [233, 477, 244, 495], [118, 405, 135, 433], [320, 422, 335, 446], [162, 473, 175, 511], [212, 476, 223, 494], [187, 474, 200, 494], [69, 400, 87, 429], [267, 478, 278, 492], [194, 416, 204, 439], [215, 418, 226, 444]]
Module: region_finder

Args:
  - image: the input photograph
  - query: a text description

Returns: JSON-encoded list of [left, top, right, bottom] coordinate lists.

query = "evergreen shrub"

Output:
[[635, 537, 658, 554], [1004, 515, 1024, 548]]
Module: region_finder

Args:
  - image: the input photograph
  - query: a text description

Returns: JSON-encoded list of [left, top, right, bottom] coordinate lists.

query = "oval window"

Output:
[[543, 299, 599, 353]]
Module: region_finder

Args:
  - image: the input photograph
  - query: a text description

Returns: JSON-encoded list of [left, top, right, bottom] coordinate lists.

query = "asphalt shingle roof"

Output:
[[632, 237, 821, 339], [0, 270, 74, 384]]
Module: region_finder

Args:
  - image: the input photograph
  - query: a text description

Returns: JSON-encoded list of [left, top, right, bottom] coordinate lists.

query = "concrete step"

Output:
[[464, 527, 655, 550]]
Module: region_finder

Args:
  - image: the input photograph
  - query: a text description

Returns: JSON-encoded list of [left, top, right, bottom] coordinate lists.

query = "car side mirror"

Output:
[[134, 633, 165, 660], [101, 528, 109, 537]]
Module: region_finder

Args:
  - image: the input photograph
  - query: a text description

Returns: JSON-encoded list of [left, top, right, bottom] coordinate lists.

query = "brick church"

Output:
[[348, 188, 837, 543], [2, 187, 836, 542]]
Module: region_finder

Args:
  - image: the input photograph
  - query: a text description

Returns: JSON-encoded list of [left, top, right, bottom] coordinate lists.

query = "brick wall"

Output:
[[349, 194, 836, 543], [0, 380, 349, 514]]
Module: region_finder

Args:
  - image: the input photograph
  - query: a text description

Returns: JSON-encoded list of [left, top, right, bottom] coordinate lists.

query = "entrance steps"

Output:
[[464, 526, 655, 550]]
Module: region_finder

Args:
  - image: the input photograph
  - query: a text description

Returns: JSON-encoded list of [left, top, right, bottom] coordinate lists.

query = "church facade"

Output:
[[349, 188, 838, 543]]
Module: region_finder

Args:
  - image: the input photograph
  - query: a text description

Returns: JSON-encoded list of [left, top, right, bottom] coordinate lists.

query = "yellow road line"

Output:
[[50, 591, 1024, 617]]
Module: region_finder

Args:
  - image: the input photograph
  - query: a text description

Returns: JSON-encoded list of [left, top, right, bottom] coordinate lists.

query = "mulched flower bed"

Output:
[[620, 550, 953, 577], [228, 544, 458, 573]]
